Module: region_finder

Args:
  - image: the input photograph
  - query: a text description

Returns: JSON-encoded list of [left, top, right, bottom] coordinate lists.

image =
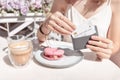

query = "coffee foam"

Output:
[[9, 40, 32, 55]]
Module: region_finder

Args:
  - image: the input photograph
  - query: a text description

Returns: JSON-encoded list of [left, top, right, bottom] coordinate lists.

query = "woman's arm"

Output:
[[86, 0, 120, 59], [37, 0, 64, 43], [37, 0, 76, 43], [108, 0, 120, 55]]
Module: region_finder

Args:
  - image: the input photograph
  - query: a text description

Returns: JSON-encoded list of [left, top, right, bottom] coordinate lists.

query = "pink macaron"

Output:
[[43, 47, 64, 60]]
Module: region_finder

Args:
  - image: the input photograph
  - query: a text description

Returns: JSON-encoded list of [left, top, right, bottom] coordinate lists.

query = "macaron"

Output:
[[43, 47, 64, 60]]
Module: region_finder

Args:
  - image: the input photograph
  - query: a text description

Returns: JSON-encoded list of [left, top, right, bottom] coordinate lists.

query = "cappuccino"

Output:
[[8, 40, 32, 67]]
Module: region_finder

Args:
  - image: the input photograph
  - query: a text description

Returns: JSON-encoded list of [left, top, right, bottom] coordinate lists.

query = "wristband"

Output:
[[39, 23, 51, 35]]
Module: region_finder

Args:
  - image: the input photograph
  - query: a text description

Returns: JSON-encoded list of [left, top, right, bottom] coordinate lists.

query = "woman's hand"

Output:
[[86, 35, 113, 59], [43, 11, 76, 35]]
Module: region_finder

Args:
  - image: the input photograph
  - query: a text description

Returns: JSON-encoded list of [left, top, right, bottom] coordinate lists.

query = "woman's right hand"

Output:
[[43, 11, 76, 35]]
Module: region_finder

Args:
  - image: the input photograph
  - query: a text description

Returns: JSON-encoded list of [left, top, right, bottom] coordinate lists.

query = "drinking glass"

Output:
[[7, 35, 33, 68]]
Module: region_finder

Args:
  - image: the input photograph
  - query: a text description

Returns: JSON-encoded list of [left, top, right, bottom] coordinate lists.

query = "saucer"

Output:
[[34, 40, 84, 68]]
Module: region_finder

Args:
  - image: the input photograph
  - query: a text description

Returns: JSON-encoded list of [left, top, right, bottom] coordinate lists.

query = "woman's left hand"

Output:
[[86, 35, 113, 59]]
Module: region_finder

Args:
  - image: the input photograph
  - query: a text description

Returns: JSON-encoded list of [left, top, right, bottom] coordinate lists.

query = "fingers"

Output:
[[86, 35, 113, 59], [49, 16, 73, 34], [88, 40, 113, 49], [86, 44, 112, 55], [90, 35, 113, 49], [96, 52, 111, 59], [47, 23, 71, 35], [54, 12, 76, 30], [45, 11, 76, 35], [91, 36, 113, 45], [87, 45, 112, 59]]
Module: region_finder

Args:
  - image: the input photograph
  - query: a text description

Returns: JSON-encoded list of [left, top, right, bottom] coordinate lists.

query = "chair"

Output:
[[0, 14, 45, 38]]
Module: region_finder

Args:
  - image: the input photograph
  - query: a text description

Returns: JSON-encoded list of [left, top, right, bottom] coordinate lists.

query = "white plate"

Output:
[[34, 40, 83, 68]]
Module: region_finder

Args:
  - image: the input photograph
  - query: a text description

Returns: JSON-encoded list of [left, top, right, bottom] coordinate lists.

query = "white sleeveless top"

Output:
[[49, 0, 112, 42]]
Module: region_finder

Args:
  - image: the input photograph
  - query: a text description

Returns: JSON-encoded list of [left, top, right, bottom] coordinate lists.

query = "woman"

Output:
[[37, 0, 120, 60]]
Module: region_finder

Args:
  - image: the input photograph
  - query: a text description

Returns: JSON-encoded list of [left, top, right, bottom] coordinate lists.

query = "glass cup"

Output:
[[7, 35, 33, 68]]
